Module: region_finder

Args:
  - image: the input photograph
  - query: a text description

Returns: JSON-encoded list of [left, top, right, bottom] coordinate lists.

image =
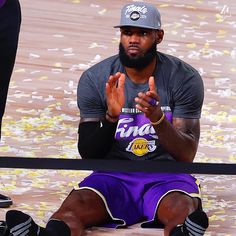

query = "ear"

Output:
[[155, 29, 164, 44]]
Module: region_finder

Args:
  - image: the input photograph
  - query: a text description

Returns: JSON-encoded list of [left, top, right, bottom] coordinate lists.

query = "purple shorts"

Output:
[[78, 171, 202, 228]]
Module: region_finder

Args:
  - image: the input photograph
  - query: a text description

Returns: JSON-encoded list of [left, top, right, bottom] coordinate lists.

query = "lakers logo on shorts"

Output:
[[126, 138, 156, 157]]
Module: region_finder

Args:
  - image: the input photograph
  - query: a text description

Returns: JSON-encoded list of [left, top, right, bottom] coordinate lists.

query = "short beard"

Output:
[[119, 42, 157, 69]]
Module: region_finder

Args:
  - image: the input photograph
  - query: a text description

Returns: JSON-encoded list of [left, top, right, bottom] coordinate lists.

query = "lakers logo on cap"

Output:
[[130, 11, 140, 21], [114, 3, 162, 30]]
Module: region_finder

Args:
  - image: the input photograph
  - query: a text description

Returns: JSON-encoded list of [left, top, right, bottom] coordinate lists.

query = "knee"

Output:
[[157, 192, 199, 225]]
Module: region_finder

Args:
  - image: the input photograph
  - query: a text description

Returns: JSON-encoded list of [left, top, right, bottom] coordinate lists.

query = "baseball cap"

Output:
[[114, 2, 161, 30]]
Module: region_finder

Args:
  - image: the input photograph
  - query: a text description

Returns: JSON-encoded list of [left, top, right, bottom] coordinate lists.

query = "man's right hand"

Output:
[[105, 72, 126, 118]]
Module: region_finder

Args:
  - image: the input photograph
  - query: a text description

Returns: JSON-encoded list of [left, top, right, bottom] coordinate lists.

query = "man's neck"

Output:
[[125, 57, 157, 84]]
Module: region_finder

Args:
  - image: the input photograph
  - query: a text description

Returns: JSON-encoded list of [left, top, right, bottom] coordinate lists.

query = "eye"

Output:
[[122, 29, 132, 36], [139, 30, 148, 36]]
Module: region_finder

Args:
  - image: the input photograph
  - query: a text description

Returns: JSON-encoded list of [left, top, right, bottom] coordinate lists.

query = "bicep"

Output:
[[172, 117, 200, 143]]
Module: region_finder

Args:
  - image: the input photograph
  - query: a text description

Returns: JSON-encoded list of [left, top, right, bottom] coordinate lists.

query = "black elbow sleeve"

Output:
[[78, 120, 117, 159]]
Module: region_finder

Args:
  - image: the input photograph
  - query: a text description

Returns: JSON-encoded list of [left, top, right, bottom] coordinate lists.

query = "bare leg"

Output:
[[51, 189, 111, 236], [156, 192, 199, 236]]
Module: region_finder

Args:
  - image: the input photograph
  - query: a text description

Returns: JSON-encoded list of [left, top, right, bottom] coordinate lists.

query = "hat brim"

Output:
[[114, 24, 160, 30]]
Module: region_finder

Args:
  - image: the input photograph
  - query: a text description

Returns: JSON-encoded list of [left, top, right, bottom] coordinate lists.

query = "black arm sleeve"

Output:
[[78, 120, 117, 159]]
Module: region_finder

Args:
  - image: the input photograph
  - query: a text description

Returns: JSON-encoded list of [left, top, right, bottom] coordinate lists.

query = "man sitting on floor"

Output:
[[1, 2, 208, 236]]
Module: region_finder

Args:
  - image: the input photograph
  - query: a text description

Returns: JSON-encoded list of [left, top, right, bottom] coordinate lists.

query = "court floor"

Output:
[[0, 0, 236, 235]]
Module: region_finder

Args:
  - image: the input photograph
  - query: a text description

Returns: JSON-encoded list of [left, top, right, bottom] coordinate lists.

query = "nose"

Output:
[[129, 33, 140, 44]]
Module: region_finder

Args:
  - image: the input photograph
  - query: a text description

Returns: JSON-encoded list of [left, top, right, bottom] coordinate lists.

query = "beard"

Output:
[[119, 42, 157, 69]]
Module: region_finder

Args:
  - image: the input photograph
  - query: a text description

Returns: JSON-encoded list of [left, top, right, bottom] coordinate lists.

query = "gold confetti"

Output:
[[186, 43, 197, 48]]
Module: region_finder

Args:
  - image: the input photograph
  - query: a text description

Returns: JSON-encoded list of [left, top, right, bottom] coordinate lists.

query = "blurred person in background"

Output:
[[0, 0, 21, 208]]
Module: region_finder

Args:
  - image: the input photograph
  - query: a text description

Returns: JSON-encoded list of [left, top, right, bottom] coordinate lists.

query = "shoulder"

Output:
[[78, 55, 124, 90], [157, 51, 200, 76], [157, 52, 203, 93]]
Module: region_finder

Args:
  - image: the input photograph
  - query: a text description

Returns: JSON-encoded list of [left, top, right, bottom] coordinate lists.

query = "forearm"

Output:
[[153, 117, 199, 162], [78, 120, 117, 159]]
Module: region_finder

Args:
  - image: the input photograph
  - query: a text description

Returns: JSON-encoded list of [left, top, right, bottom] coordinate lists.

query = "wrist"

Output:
[[150, 112, 165, 126], [106, 111, 119, 123]]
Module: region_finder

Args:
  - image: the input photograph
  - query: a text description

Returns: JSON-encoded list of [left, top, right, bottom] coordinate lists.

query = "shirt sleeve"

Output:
[[77, 70, 106, 119], [172, 67, 204, 119]]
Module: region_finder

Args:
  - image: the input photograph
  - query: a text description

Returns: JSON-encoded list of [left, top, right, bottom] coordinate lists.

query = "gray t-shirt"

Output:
[[77, 52, 204, 161]]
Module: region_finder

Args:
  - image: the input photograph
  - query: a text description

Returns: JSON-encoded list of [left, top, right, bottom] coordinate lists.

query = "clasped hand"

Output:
[[105, 72, 162, 122]]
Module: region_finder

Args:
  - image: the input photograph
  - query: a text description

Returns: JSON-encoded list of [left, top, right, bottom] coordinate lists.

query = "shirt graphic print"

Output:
[[115, 108, 172, 157]]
